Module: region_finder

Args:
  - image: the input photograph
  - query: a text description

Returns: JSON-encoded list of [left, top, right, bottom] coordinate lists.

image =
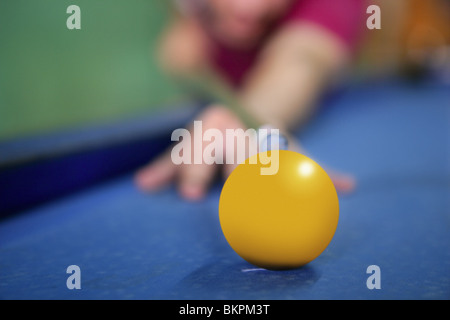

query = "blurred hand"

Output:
[[135, 105, 244, 200], [135, 105, 355, 201]]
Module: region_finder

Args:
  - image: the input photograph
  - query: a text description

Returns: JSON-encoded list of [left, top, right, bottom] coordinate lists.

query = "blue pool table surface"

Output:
[[0, 79, 449, 300]]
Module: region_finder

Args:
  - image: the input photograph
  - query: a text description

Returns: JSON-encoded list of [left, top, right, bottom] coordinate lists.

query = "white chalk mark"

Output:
[[241, 268, 266, 272]]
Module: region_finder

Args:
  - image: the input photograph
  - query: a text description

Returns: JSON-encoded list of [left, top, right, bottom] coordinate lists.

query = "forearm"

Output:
[[161, 20, 351, 134], [239, 22, 351, 132]]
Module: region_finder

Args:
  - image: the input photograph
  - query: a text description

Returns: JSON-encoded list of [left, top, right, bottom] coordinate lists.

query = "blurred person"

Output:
[[135, 0, 365, 200]]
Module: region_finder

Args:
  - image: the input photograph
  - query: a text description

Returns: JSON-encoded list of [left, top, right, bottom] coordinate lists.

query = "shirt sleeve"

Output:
[[284, 0, 366, 50]]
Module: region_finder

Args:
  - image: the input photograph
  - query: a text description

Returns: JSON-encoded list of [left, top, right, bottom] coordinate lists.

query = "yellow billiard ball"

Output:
[[219, 150, 339, 270]]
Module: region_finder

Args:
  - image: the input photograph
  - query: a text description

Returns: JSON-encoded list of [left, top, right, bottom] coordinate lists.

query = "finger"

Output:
[[327, 171, 356, 194], [178, 162, 217, 201], [134, 151, 176, 191], [178, 104, 242, 200], [223, 162, 238, 180]]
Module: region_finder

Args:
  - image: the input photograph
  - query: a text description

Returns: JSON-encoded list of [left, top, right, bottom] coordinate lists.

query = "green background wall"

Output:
[[0, 0, 184, 140]]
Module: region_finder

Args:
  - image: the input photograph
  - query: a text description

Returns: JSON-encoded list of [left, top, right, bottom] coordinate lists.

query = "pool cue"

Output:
[[172, 68, 289, 151]]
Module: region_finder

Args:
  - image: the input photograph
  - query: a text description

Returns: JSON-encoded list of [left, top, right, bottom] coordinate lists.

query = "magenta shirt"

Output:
[[185, 0, 365, 87]]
